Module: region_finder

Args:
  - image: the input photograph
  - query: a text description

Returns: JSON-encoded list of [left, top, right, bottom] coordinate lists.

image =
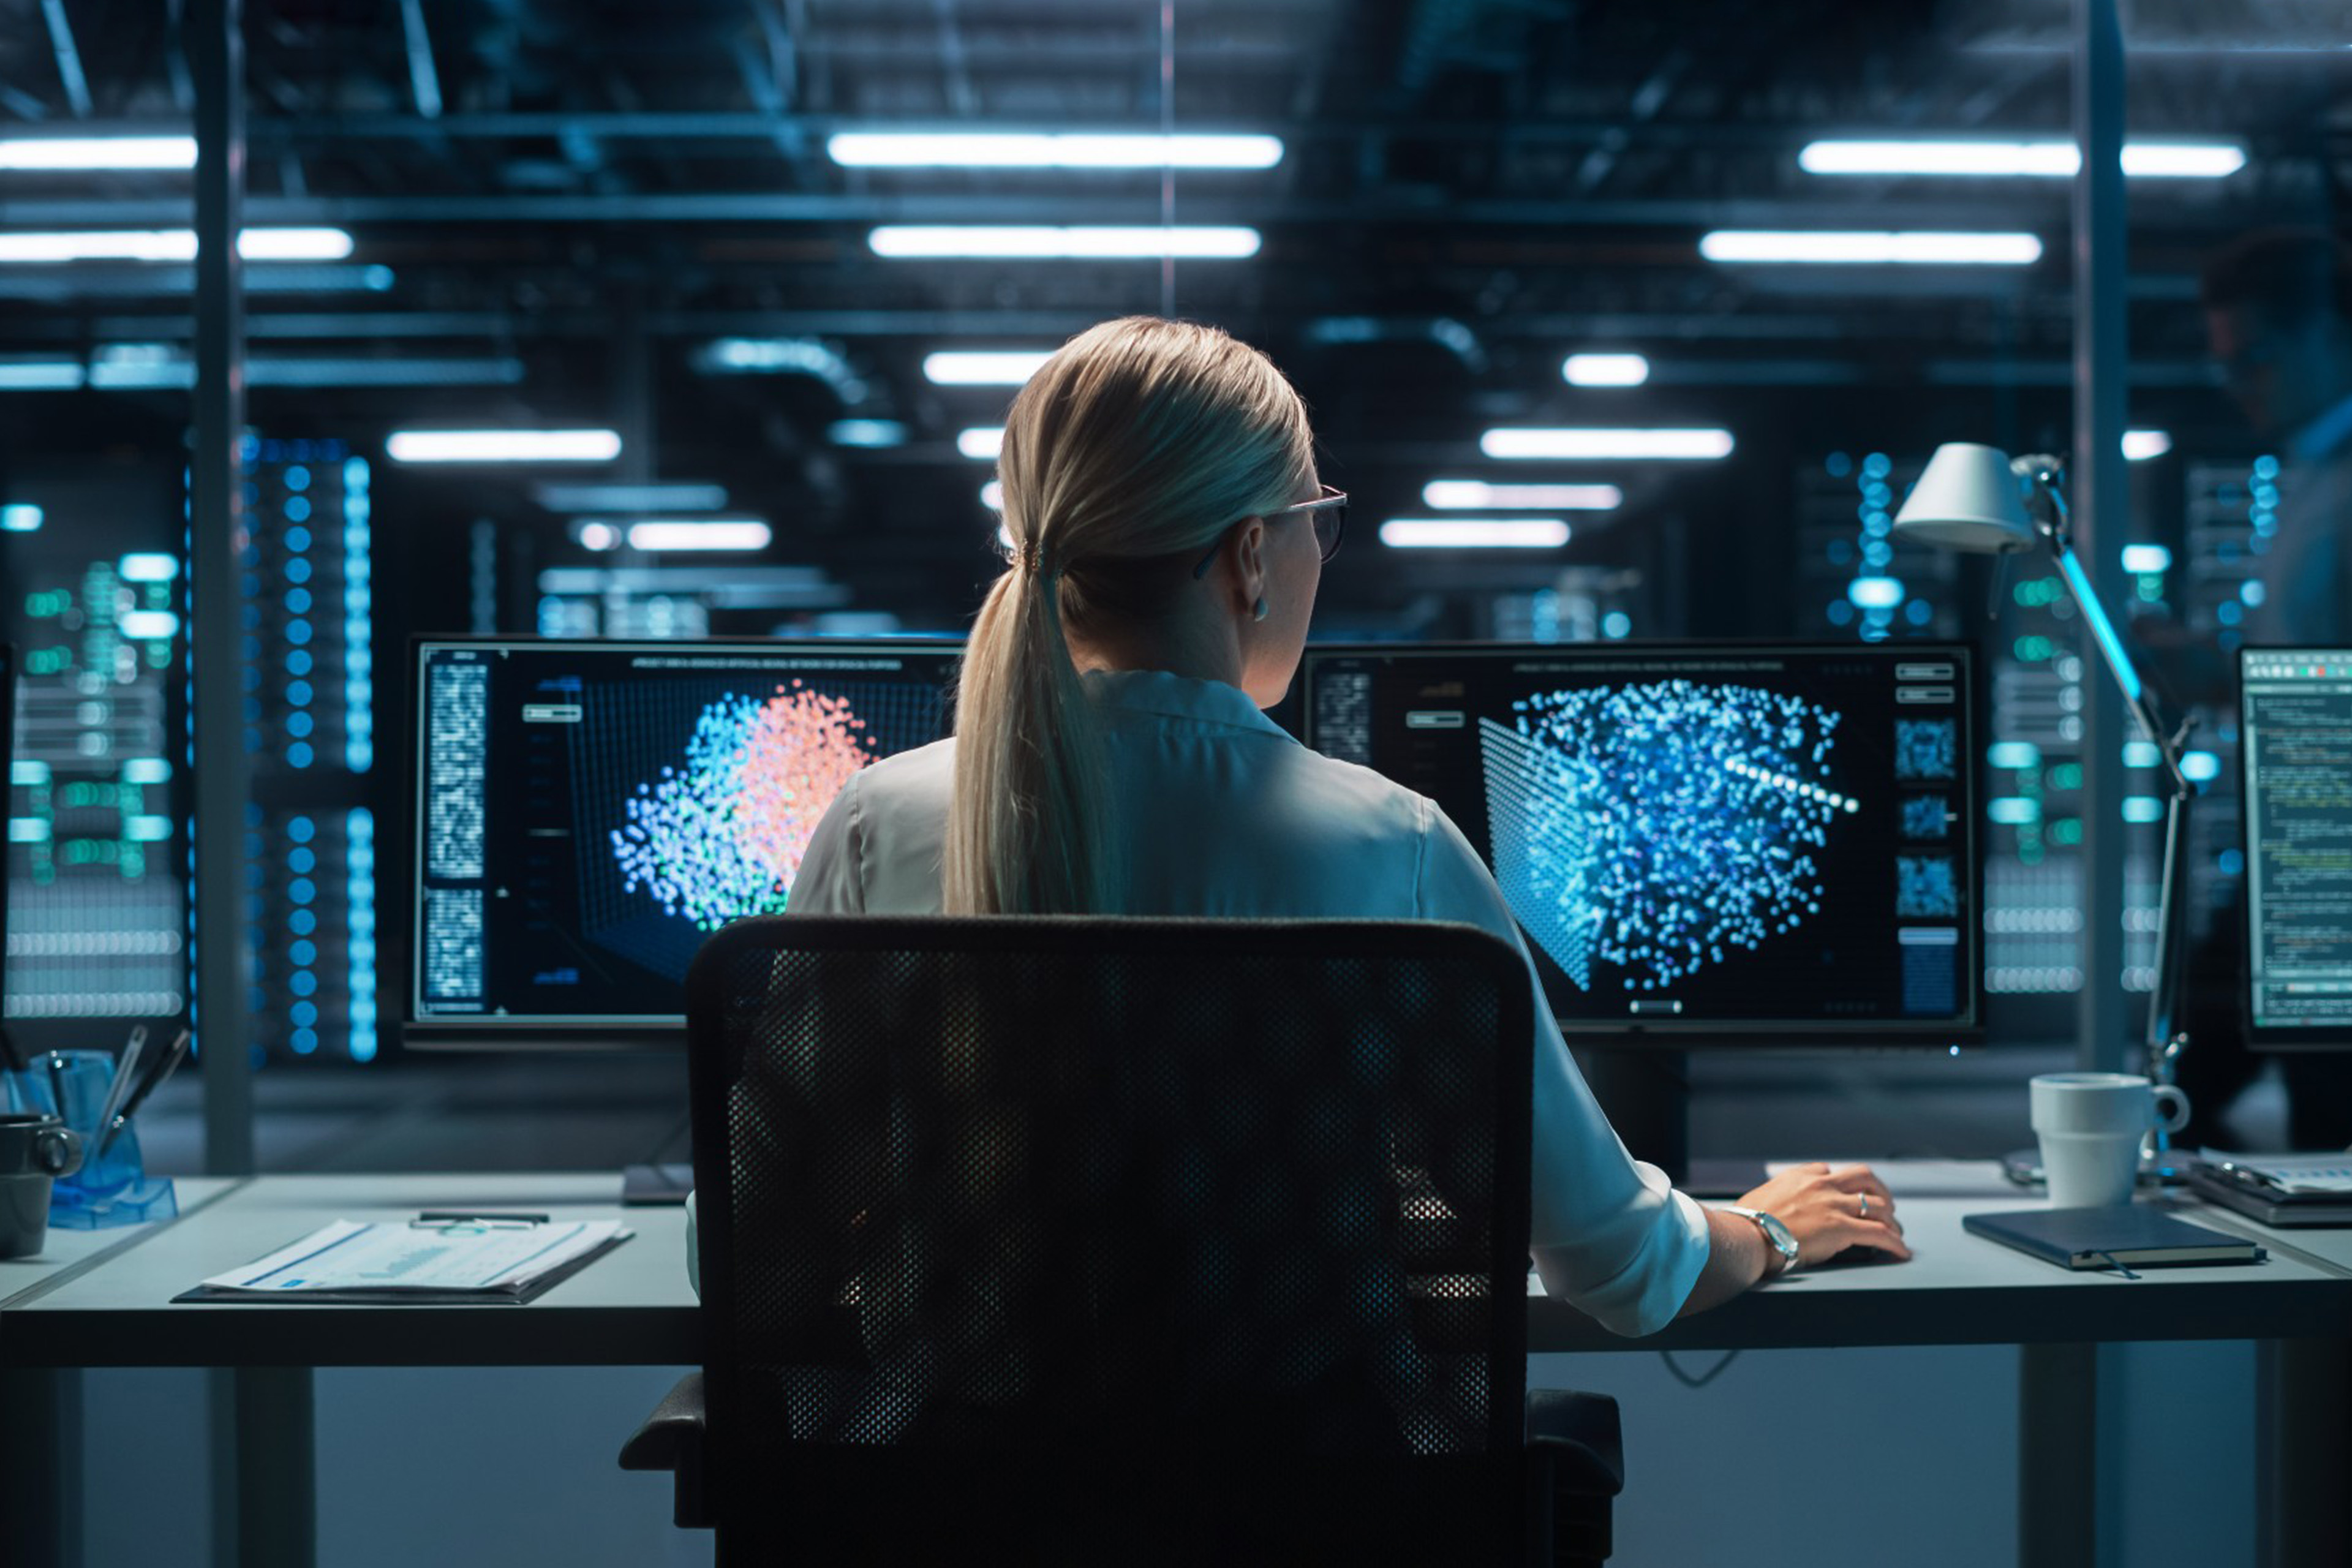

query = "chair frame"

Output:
[[627, 914, 1624, 1564]]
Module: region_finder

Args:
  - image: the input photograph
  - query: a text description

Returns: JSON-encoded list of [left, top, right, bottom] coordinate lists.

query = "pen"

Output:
[[45, 1052, 67, 1123], [94, 1024, 148, 1139], [414, 1211, 550, 1224], [96, 1027, 190, 1158]]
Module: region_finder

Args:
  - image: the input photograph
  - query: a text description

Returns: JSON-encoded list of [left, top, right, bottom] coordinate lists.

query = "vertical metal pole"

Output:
[[0, 1366, 83, 1568], [2071, 0, 2129, 1076], [2062, 14, 2131, 1568], [2018, 1344, 2097, 1568], [190, 0, 254, 1174], [210, 1366, 317, 1568]]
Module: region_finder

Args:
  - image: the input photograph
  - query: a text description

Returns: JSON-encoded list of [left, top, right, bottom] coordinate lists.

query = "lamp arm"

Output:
[[2025, 465, 2199, 1103], [2047, 541, 2194, 795]]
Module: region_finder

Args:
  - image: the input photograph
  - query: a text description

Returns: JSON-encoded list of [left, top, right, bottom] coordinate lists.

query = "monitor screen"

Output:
[[1300, 642, 1981, 1044], [406, 637, 961, 1047], [2239, 647, 2352, 1049]]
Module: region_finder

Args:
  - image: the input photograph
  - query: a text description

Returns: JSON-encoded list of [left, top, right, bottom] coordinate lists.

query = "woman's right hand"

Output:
[[1733, 1161, 1912, 1268]]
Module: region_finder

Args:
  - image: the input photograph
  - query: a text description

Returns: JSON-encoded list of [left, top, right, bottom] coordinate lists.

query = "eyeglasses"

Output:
[[1191, 484, 1348, 580]]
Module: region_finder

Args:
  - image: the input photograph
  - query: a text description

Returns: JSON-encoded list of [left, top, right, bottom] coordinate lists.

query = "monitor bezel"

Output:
[[2236, 644, 2352, 1052], [400, 633, 963, 1053], [1297, 637, 1986, 1050]]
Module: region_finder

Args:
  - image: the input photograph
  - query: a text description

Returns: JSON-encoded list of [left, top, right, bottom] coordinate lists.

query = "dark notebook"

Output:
[[1963, 1206, 2267, 1271]]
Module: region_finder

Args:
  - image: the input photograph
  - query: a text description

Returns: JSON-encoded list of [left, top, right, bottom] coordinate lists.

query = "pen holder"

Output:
[[7, 1051, 176, 1230]]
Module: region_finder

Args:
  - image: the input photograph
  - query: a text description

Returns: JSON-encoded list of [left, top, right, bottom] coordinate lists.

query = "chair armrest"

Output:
[[619, 1372, 712, 1529], [1525, 1387, 1624, 1498]]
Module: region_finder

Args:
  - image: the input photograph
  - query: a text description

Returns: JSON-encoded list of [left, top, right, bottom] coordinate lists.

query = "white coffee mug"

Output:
[[2029, 1072, 2191, 1208]]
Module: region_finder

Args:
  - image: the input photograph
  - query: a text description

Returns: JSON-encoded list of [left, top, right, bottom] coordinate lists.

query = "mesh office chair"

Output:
[[623, 916, 1625, 1565]]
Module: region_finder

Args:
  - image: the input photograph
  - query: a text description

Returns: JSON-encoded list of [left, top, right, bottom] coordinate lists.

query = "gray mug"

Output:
[[0, 1112, 85, 1260]]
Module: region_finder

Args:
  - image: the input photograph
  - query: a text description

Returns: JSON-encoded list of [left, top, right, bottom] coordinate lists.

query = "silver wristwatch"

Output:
[[1724, 1205, 1800, 1277]]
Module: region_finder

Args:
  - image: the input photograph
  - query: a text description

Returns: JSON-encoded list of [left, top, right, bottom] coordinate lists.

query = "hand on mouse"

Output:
[[1733, 1162, 1911, 1268]]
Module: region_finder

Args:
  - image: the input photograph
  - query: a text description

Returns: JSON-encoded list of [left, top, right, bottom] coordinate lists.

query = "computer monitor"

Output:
[[405, 637, 962, 1049], [1300, 641, 1983, 1047], [2238, 647, 2352, 1050]]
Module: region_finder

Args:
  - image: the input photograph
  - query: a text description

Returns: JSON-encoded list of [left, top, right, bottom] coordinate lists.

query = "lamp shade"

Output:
[[1890, 442, 2038, 553]]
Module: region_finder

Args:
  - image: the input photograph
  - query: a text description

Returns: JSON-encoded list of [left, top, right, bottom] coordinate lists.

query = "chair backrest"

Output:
[[686, 915, 1533, 1561]]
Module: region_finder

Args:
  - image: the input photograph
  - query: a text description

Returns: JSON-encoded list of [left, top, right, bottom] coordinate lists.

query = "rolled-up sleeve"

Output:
[[1412, 801, 1711, 1337]]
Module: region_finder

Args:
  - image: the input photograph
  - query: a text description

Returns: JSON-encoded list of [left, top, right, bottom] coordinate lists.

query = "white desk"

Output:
[[6, 1163, 2347, 1568]]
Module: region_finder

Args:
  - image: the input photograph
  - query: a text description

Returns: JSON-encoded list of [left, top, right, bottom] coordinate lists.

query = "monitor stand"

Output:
[[1576, 1047, 1765, 1199], [622, 1161, 695, 1205]]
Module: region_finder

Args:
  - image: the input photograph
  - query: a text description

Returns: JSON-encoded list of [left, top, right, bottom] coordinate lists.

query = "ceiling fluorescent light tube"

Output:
[[1379, 519, 1571, 549], [0, 362, 86, 390], [1422, 481, 1623, 510], [535, 482, 729, 513], [1796, 139, 2242, 179], [386, 429, 622, 464], [828, 132, 1282, 170], [624, 521, 772, 552], [957, 427, 1005, 459], [827, 419, 907, 449], [923, 350, 1055, 386], [0, 135, 198, 170], [1479, 428, 1734, 461], [870, 226, 1261, 260], [1562, 353, 1650, 386], [1698, 230, 2043, 265], [2122, 429, 2173, 461], [0, 227, 353, 263]]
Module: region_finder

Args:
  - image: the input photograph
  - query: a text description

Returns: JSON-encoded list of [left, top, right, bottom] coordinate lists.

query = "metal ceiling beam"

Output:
[[399, 0, 445, 120], [40, 0, 95, 118], [20, 305, 2083, 344], [0, 191, 2109, 228]]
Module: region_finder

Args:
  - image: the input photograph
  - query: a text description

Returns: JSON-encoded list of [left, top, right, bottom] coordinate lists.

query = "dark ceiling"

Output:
[[0, 0, 2347, 628]]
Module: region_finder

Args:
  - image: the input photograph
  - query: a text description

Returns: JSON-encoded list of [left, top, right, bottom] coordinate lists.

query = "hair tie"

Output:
[[1014, 539, 1058, 581]]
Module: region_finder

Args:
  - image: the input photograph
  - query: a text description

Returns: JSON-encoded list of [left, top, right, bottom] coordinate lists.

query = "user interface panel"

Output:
[[408, 638, 960, 1041], [2240, 649, 2352, 1047], [1302, 643, 1981, 1041]]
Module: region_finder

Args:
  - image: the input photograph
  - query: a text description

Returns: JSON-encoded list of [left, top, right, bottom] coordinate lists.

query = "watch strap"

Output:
[[1724, 1204, 1800, 1277]]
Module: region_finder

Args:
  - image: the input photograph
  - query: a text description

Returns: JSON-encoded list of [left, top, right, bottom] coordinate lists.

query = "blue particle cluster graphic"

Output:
[[1894, 718, 1958, 781], [1481, 681, 1856, 992], [1896, 856, 1961, 918]]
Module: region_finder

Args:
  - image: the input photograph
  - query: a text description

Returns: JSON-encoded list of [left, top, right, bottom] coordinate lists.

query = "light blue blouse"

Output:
[[780, 668, 1710, 1337]]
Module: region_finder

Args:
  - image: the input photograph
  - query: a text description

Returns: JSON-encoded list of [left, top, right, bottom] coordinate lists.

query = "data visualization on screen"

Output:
[[407, 638, 960, 1046], [1302, 643, 1981, 1042], [2239, 649, 2352, 1048]]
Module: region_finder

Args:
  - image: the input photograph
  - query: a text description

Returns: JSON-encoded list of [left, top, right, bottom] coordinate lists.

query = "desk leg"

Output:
[[2256, 1338, 2351, 1568], [0, 1366, 83, 1568], [209, 1366, 315, 1568], [2018, 1343, 2097, 1568]]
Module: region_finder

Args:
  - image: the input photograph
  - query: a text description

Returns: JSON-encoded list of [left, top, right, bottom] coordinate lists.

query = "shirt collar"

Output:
[[1079, 667, 1293, 739], [2290, 389, 2352, 464]]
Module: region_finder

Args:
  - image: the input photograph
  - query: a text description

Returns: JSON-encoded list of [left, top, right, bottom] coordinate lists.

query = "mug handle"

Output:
[[36, 1124, 83, 1180], [2152, 1084, 2192, 1137]]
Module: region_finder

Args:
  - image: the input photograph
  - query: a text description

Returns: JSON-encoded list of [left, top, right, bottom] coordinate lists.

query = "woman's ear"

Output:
[[1231, 516, 1268, 610]]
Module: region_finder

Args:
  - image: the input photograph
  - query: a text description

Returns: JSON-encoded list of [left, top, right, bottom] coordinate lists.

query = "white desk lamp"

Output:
[[1892, 443, 2197, 1163]]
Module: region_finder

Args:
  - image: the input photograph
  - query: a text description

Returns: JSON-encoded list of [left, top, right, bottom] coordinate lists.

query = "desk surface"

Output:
[[2, 1173, 698, 1368], [5, 1164, 2349, 1369], [0, 1177, 240, 1310]]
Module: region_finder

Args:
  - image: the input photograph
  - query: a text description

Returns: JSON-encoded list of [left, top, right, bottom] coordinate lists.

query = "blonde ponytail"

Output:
[[943, 317, 1314, 914]]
